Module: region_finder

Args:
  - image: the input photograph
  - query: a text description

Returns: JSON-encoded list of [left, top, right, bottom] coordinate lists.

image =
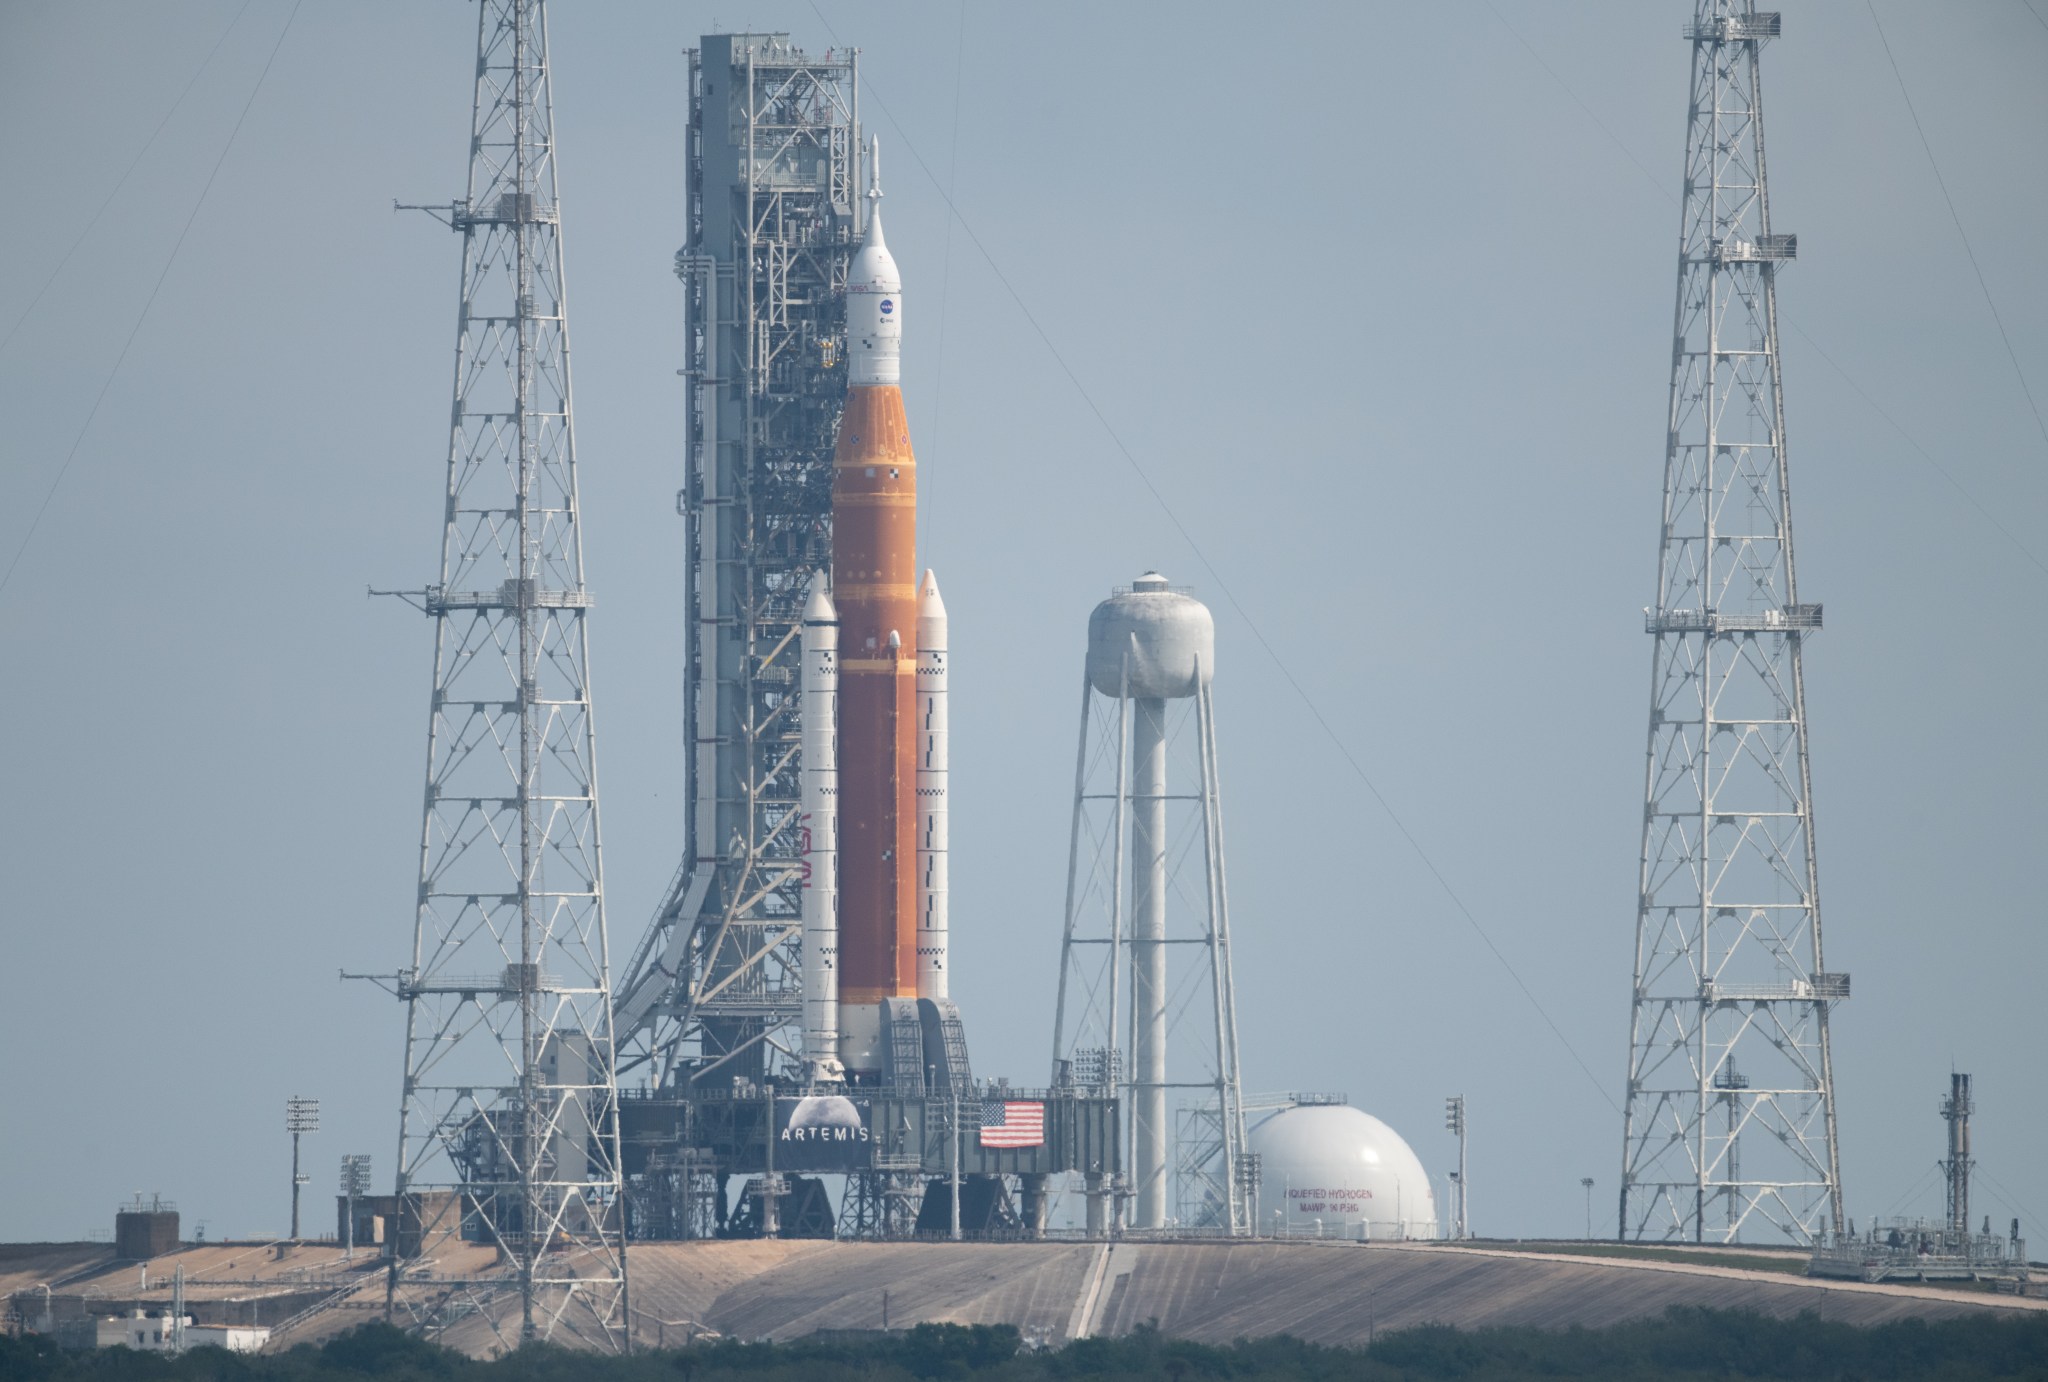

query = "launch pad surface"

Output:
[[15, 1237, 2039, 1357], [617, 1240, 2048, 1350]]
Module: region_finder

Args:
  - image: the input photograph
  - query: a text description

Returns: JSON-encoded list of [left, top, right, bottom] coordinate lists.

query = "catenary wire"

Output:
[[1873, 1161, 1941, 1221], [0, 1, 256, 359], [807, 1, 1622, 1115], [1974, 1167, 2042, 1237], [1484, 0, 2047, 578], [923, 0, 969, 550], [0, 2, 303, 604], [1790, 323, 2048, 578], [1482, 0, 1665, 191], [1867, 2, 2048, 456]]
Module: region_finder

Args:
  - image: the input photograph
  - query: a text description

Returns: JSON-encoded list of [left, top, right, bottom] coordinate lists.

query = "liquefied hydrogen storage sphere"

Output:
[[1251, 1104, 1441, 1241]]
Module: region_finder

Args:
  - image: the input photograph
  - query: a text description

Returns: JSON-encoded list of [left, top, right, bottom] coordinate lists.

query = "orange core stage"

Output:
[[831, 383, 919, 1006]]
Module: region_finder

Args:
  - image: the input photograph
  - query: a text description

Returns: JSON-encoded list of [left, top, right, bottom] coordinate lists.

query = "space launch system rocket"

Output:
[[801, 142, 951, 1080]]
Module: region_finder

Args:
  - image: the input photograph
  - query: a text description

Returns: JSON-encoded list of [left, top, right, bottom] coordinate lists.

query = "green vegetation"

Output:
[[3, 1309, 2046, 1382]]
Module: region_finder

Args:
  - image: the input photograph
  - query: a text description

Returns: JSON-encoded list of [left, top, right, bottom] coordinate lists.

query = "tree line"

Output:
[[3, 1307, 2045, 1382]]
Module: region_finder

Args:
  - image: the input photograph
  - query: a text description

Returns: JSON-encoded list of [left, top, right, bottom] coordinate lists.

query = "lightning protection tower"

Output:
[[612, 37, 862, 1109], [1619, 1, 1847, 1246], [1052, 573, 1249, 1236], [381, 0, 627, 1347]]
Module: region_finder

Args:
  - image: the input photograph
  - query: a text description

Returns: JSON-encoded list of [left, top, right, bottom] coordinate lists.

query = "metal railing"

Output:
[[1702, 972, 1849, 1003], [1685, 14, 1782, 42], [424, 581, 593, 613], [1810, 1218, 2029, 1284], [1647, 604, 1821, 634]]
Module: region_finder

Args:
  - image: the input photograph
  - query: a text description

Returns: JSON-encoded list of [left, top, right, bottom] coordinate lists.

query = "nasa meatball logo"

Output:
[[879, 299, 895, 316]]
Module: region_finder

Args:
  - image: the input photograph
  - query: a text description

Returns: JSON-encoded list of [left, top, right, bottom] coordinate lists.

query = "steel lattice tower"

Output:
[[382, 0, 627, 1345], [1619, 1, 1847, 1245]]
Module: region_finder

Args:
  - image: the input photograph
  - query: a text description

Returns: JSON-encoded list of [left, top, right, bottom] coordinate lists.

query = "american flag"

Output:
[[978, 1099, 1045, 1148]]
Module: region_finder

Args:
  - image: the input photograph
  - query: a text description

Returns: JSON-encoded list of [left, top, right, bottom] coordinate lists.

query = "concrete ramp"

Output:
[[631, 1241, 1098, 1342], [617, 1240, 2042, 1351]]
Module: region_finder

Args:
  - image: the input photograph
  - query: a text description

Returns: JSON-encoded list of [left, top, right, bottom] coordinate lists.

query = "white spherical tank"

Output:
[[1250, 1104, 1440, 1241], [1086, 572, 1215, 700]]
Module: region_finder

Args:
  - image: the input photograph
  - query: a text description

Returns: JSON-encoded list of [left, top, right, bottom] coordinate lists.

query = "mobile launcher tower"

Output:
[[610, 33, 1117, 1241]]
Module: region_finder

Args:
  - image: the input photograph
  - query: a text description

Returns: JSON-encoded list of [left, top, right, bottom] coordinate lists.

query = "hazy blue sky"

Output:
[[2, 1, 2042, 1246]]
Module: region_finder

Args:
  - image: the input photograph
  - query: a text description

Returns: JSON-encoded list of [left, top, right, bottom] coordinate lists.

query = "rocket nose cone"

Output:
[[918, 569, 947, 617], [851, 229, 900, 292], [804, 579, 838, 623], [887, 629, 902, 649]]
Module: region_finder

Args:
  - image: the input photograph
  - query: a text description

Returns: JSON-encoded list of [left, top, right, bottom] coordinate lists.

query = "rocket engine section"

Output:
[[819, 141, 956, 1080]]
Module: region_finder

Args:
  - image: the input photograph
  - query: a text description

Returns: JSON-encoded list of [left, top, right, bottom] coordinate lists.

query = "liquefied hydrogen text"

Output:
[[1285, 1188, 1373, 1214]]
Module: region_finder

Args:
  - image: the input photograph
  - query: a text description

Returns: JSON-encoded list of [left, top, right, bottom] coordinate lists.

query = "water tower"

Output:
[[1051, 573, 1249, 1234]]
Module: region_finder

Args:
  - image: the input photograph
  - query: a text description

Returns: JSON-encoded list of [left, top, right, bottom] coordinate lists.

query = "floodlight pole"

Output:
[[1445, 1096, 1468, 1239], [950, 1089, 963, 1242], [286, 1097, 319, 1241]]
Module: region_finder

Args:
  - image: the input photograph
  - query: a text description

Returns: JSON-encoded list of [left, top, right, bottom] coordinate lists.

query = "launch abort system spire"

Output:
[[378, 0, 627, 1346], [1618, 1, 1847, 1246]]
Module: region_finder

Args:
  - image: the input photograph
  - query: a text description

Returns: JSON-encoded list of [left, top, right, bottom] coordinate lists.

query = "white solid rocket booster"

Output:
[[916, 570, 949, 999], [801, 579, 841, 1074]]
